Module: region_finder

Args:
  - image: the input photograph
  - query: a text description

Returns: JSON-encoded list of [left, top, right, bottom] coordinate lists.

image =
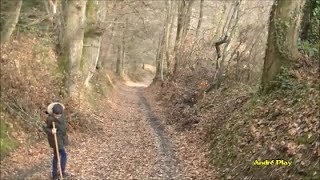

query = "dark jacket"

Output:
[[43, 114, 68, 149]]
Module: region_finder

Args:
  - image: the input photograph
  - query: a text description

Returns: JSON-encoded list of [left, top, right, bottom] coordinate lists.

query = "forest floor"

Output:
[[0, 77, 216, 179]]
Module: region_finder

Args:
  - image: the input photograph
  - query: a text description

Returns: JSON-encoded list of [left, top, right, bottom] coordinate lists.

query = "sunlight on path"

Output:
[[124, 64, 155, 87], [124, 77, 152, 87]]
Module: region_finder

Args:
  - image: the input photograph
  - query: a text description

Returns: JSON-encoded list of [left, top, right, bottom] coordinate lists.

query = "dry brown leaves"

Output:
[[147, 55, 319, 179], [144, 85, 218, 179]]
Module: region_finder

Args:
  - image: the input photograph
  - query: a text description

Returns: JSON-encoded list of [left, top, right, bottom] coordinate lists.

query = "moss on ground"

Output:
[[84, 71, 113, 110], [0, 117, 18, 160]]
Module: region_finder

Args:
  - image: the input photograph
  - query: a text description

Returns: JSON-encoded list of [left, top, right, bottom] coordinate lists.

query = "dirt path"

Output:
[[0, 83, 183, 179]]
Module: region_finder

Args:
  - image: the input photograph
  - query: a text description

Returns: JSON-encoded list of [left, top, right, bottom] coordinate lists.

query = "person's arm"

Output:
[[60, 115, 67, 135], [43, 116, 53, 135]]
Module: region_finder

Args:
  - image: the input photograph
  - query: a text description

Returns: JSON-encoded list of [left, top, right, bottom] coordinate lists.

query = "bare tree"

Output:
[[161, 0, 174, 81], [196, 0, 204, 38], [121, 18, 127, 75], [116, 18, 127, 77], [0, 0, 23, 43], [98, 15, 118, 69], [206, 0, 241, 92], [300, 0, 316, 41], [166, 0, 175, 76], [154, 32, 164, 80], [116, 44, 122, 76], [172, 0, 195, 76], [154, 0, 173, 81]]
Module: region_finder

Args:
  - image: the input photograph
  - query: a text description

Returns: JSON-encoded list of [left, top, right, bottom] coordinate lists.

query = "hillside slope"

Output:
[[149, 56, 319, 179]]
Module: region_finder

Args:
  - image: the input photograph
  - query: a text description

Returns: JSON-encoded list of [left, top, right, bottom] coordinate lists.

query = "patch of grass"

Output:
[[85, 72, 113, 110], [86, 88, 98, 109], [93, 73, 113, 96], [246, 92, 263, 112], [0, 120, 18, 160], [296, 133, 317, 145], [272, 67, 309, 94]]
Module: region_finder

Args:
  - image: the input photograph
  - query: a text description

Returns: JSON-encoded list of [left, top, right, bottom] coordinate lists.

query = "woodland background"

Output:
[[0, 0, 319, 179]]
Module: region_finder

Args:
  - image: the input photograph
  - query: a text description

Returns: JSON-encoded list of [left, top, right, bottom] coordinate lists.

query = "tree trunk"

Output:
[[261, 0, 306, 92], [154, 33, 163, 80], [0, 0, 23, 43], [98, 17, 117, 69], [119, 18, 127, 77], [54, 1, 65, 56], [155, 0, 174, 81], [160, 32, 164, 81], [206, 1, 241, 92], [121, 29, 125, 76], [82, 0, 106, 87], [60, 0, 87, 96], [181, 0, 195, 40], [172, 0, 184, 76], [196, 0, 204, 38], [116, 45, 122, 76], [207, 1, 240, 91], [166, 0, 175, 76], [300, 0, 315, 41], [172, 0, 194, 76], [43, 0, 58, 22]]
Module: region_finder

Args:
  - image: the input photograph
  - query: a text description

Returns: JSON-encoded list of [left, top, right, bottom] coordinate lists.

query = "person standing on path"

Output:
[[43, 103, 69, 180]]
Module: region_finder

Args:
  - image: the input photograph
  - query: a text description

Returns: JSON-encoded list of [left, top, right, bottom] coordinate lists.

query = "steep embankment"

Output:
[[0, 33, 113, 161], [205, 58, 319, 179], [0, 35, 60, 160], [149, 56, 319, 179]]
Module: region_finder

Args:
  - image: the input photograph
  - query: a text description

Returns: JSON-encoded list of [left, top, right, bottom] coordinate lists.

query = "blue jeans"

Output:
[[52, 148, 67, 177]]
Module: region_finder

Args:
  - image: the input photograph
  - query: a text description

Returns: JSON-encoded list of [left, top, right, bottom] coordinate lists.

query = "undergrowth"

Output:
[[153, 52, 319, 179], [0, 113, 18, 160], [208, 59, 319, 179]]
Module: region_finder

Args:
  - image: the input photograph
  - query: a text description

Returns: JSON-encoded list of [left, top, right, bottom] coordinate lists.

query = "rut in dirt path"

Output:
[[138, 89, 181, 179], [71, 85, 182, 179]]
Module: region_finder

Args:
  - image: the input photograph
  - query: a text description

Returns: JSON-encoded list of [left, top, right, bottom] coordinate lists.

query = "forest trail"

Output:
[[0, 80, 183, 179]]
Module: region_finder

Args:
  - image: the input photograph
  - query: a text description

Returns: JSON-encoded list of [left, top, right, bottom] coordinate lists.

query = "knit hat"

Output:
[[47, 102, 65, 114], [52, 104, 63, 114]]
